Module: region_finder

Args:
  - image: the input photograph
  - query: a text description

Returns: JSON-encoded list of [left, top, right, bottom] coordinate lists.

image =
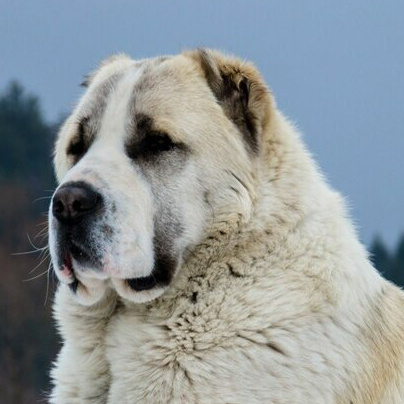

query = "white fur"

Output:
[[49, 51, 404, 403]]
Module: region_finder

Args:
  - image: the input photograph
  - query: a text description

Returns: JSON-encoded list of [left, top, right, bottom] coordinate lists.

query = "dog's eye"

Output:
[[141, 134, 177, 154], [67, 119, 89, 162], [127, 132, 181, 160]]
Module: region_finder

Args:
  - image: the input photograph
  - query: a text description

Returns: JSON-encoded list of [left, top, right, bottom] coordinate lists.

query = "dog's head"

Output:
[[49, 49, 272, 304]]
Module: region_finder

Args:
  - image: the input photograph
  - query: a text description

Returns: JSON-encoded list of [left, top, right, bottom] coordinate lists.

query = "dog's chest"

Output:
[[103, 293, 245, 403], [102, 286, 346, 404]]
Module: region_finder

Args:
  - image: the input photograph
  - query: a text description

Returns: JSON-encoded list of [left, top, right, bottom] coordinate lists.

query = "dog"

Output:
[[48, 49, 404, 403]]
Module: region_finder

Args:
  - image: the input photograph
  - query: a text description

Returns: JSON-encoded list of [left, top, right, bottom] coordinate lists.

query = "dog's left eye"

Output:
[[126, 133, 181, 160], [142, 134, 177, 154]]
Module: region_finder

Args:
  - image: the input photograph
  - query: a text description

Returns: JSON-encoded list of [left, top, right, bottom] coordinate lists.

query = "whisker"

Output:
[[23, 268, 50, 282], [32, 196, 53, 204], [12, 231, 49, 255], [12, 248, 47, 256], [34, 226, 49, 240], [27, 251, 50, 275], [37, 246, 49, 262], [34, 232, 48, 241], [26, 233, 44, 251], [37, 234, 49, 244]]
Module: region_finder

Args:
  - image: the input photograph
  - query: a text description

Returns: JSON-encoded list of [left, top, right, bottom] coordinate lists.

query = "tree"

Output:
[[0, 81, 54, 186], [393, 234, 404, 287], [0, 81, 58, 404], [369, 236, 393, 281]]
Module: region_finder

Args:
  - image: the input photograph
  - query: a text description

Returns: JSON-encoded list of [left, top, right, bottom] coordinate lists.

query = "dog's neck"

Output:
[[136, 109, 377, 314]]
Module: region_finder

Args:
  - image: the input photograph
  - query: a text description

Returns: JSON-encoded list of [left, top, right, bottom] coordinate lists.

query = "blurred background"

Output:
[[1, 1, 403, 402]]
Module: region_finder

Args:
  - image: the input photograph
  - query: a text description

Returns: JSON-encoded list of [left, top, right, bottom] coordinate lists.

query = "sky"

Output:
[[1, 0, 403, 248]]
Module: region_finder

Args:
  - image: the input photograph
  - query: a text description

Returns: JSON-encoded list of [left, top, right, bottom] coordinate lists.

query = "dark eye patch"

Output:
[[67, 118, 91, 163], [125, 131, 185, 161], [141, 132, 177, 154]]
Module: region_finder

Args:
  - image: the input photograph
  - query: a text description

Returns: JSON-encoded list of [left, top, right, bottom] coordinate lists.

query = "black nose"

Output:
[[52, 182, 102, 223]]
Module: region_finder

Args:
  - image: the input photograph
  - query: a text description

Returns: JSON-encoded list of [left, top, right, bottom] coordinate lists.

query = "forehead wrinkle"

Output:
[[124, 60, 165, 140], [64, 73, 125, 162], [98, 65, 146, 145], [78, 73, 123, 126]]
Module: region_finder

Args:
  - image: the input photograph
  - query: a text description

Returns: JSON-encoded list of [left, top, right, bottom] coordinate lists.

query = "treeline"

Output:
[[0, 81, 403, 404], [370, 236, 404, 287], [0, 81, 58, 404]]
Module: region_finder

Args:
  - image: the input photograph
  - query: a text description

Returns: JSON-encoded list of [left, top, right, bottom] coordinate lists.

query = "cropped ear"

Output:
[[80, 53, 132, 88], [186, 48, 272, 154]]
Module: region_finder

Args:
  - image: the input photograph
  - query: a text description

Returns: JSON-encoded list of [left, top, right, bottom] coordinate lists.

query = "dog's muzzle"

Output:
[[51, 181, 159, 298], [52, 181, 103, 280]]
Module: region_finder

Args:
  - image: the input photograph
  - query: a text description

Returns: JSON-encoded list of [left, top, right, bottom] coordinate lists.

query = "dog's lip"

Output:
[[126, 275, 157, 292], [60, 250, 75, 283], [64, 251, 73, 271], [59, 240, 92, 284], [59, 241, 157, 289]]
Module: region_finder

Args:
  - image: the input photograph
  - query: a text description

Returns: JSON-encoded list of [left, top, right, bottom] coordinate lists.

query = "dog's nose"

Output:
[[52, 182, 101, 223]]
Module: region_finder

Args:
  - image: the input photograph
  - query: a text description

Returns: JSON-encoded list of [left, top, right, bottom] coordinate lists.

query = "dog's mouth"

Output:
[[59, 242, 158, 293], [63, 250, 73, 273], [59, 249, 74, 281], [52, 229, 171, 304], [58, 237, 101, 285]]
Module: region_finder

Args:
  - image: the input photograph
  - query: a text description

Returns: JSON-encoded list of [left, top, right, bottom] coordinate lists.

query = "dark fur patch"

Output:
[[127, 275, 157, 291], [127, 254, 177, 291], [67, 74, 123, 164], [151, 252, 178, 286], [67, 117, 92, 164], [148, 215, 183, 287], [196, 49, 260, 154], [69, 278, 79, 294], [125, 114, 188, 161], [127, 205, 184, 292]]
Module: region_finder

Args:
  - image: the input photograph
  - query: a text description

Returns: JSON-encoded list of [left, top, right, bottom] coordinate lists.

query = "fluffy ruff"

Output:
[[50, 50, 404, 404]]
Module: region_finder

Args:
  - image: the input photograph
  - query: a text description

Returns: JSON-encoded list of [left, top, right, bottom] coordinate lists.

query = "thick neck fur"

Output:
[[122, 107, 400, 403], [133, 107, 381, 319]]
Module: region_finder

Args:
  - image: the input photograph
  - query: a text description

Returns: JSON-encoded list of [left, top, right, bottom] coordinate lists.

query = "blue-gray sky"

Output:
[[1, 0, 403, 247]]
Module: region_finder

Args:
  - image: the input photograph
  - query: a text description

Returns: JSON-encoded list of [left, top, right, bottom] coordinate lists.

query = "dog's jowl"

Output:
[[48, 49, 404, 404]]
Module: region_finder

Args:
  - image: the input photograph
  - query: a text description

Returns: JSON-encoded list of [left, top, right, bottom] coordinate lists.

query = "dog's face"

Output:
[[49, 50, 271, 305]]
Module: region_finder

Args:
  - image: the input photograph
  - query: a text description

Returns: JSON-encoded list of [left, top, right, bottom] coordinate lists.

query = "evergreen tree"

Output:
[[393, 234, 404, 287], [0, 82, 59, 403], [369, 236, 393, 281], [0, 81, 54, 186]]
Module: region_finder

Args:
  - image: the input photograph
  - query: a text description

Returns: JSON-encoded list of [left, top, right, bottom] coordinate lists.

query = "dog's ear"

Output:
[[80, 54, 131, 88], [187, 48, 272, 154]]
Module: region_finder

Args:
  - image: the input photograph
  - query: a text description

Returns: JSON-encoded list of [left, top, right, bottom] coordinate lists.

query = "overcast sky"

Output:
[[1, 0, 403, 248]]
